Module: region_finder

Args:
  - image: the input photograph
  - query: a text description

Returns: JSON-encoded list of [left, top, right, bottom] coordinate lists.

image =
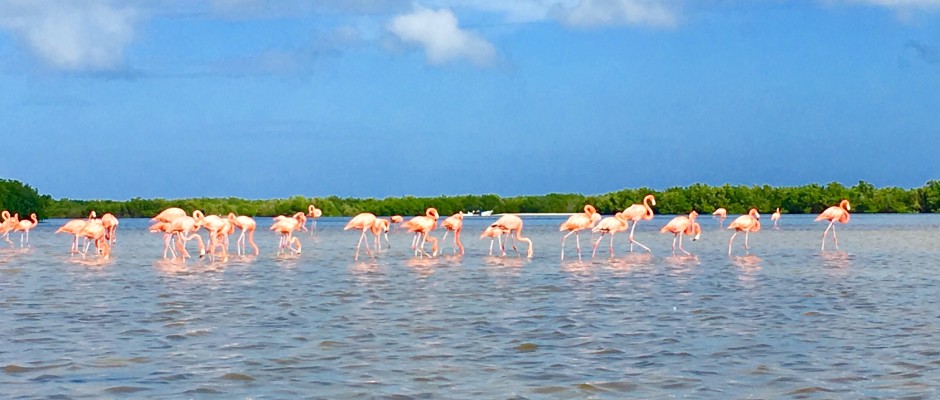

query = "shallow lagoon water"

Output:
[[1, 214, 939, 398]]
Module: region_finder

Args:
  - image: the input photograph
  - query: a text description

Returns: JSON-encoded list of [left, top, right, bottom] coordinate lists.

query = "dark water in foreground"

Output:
[[1, 214, 938, 399]]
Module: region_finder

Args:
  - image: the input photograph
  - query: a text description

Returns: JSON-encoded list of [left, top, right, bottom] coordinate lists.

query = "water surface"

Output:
[[1, 214, 938, 398]]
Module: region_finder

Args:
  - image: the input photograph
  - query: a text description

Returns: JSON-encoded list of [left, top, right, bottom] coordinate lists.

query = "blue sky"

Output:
[[1, 0, 939, 200]]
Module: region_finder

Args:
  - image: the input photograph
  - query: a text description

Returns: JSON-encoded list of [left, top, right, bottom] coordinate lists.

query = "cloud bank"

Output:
[[0, 0, 138, 71], [387, 6, 496, 67]]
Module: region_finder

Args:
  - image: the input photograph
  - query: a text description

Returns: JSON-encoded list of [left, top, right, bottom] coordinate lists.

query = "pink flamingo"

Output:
[[728, 208, 761, 255], [228, 213, 259, 256], [660, 210, 702, 256], [440, 212, 465, 255], [480, 225, 508, 256], [401, 208, 440, 257], [153, 207, 186, 223], [200, 214, 230, 259], [371, 218, 391, 250], [345, 213, 378, 260], [0, 211, 16, 247], [307, 204, 323, 231], [488, 214, 533, 258], [167, 211, 205, 259], [713, 208, 727, 228], [271, 213, 303, 255], [149, 221, 181, 259], [771, 208, 781, 229], [101, 213, 119, 244], [80, 219, 110, 258], [390, 215, 404, 230], [559, 205, 600, 260], [623, 195, 657, 252], [816, 200, 850, 251], [591, 212, 629, 258], [14, 213, 38, 247]]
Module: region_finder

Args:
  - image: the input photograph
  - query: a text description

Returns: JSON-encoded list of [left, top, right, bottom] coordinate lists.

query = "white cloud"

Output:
[[387, 6, 496, 67], [554, 0, 679, 28], [0, 0, 139, 71], [836, 0, 940, 8]]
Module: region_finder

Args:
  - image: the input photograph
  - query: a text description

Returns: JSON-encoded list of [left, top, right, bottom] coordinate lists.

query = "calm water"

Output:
[[1, 214, 939, 399]]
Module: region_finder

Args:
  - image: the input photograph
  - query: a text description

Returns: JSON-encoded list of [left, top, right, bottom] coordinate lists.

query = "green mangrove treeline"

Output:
[[16, 180, 940, 219]]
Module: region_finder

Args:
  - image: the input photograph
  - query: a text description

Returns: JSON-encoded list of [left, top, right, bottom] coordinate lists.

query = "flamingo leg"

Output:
[[728, 231, 738, 255], [591, 233, 605, 258], [831, 224, 839, 250], [628, 222, 652, 253], [561, 230, 577, 260], [678, 233, 690, 256], [575, 231, 582, 259], [384, 231, 390, 249], [672, 234, 678, 255], [354, 230, 367, 260], [744, 231, 750, 252], [609, 233, 615, 257]]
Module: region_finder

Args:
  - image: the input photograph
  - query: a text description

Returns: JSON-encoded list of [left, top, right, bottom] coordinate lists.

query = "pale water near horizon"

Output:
[[1, 214, 939, 398]]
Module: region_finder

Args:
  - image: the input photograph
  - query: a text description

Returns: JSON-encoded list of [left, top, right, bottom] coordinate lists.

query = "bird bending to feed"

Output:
[[440, 212, 464, 255], [816, 200, 850, 251], [228, 213, 259, 256], [660, 210, 702, 256], [623, 195, 657, 252], [480, 225, 508, 256], [401, 208, 440, 258], [771, 208, 781, 229], [371, 218, 391, 250], [728, 208, 760, 256], [560, 204, 601, 260], [345, 213, 378, 260], [713, 208, 727, 228], [271, 212, 304, 255], [487, 214, 533, 258], [591, 212, 629, 258]]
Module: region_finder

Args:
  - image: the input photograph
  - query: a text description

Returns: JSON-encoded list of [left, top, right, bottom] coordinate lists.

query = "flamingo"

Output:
[[0, 211, 16, 247], [728, 208, 761, 255], [80, 219, 110, 258], [56, 219, 88, 254], [167, 211, 204, 259], [559, 205, 600, 260], [390, 215, 404, 230], [371, 218, 391, 250], [345, 213, 378, 260], [660, 210, 702, 256], [480, 225, 508, 256], [149, 221, 181, 259], [228, 213, 259, 256], [488, 214, 533, 258], [271, 213, 303, 255], [771, 208, 781, 229], [200, 214, 229, 259], [623, 195, 657, 252], [440, 212, 464, 255], [307, 204, 323, 231], [101, 213, 119, 244], [591, 212, 629, 258], [14, 213, 38, 247], [401, 208, 440, 257], [713, 208, 727, 228], [153, 207, 186, 223], [816, 200, 850, 251]]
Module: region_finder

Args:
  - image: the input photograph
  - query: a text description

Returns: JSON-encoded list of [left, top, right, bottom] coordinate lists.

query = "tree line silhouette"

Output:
[[3, 178, 940, 219]]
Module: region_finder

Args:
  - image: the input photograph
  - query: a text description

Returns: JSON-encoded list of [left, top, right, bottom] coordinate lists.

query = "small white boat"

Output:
[[480, 210, 493, 217]]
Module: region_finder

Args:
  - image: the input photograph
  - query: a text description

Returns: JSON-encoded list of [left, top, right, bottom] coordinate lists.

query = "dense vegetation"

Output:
[[4, 178, 940, 219], [0, 179, 52, 219]]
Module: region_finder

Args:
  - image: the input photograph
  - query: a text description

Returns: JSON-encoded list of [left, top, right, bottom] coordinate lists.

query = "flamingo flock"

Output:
[[3, 198, 852, 262]]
